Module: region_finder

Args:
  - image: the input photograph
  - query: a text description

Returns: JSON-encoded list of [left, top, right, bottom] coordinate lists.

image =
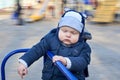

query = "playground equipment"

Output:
[[92, 0, 118, 22], [1, 48, 78, 80], [25, 0, 50, 22]]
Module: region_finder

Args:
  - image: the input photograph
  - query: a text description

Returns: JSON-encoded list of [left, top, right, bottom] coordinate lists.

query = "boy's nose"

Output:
[[66, 32, 71, 38]]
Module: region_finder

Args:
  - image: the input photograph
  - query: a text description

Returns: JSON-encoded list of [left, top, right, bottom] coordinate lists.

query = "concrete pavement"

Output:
[[0, 16, 120, 80]]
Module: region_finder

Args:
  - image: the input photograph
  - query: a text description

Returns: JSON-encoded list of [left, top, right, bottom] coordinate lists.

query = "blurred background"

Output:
[[0, 0, 120, 23], [0, 0, 120, 80]]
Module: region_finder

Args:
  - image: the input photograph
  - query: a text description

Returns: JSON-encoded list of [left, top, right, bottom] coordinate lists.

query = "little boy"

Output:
[[17, 10, 91, 80]]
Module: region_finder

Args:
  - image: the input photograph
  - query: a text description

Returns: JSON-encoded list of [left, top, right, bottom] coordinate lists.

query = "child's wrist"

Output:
[[65, 57, 71, 69], [18, 59, 28, 68]]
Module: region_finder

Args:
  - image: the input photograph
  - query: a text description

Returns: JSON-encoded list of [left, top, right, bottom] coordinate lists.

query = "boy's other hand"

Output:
[[17, 63, 28, 79]]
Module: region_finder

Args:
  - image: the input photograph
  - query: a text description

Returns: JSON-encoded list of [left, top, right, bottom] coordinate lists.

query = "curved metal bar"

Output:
[[1, 49, 78, 80], [1, 48, 30, 80]]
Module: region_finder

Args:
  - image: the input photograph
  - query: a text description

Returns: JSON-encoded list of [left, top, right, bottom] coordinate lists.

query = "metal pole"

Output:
[[1, 48, 29, 80]]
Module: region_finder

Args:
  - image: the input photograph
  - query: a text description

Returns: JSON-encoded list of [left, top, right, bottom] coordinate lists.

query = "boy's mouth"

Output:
[[63, 39, 71, 44]]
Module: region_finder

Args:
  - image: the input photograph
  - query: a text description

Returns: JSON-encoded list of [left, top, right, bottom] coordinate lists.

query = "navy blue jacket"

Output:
[[20, 28, 91, 80]]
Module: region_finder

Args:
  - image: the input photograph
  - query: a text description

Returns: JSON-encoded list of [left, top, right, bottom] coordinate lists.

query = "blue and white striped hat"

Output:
[[58, 11, 85, 33]]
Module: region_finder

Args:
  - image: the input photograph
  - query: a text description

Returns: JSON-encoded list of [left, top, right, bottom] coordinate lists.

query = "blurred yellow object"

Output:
[[92, 0, 118, 23], [30, 13, 45, 21], [25, 0, 50, 22], [26, 13, 45, 22]]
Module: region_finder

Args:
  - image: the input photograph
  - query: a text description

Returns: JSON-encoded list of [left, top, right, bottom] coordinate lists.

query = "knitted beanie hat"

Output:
[[58, 11, 84, 33]]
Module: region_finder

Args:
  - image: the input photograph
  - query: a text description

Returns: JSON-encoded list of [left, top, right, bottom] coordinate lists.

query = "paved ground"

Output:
[[0, 15, 120, 80]]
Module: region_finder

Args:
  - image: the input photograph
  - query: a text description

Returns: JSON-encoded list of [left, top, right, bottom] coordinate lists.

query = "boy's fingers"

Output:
[[53, 56, 62, 62], [17, 71, 23, 79], [53, 56, 63, 61], [52, 56, 59, 62], [20, 72, 25, 79], [23, 68, 28, 75], [18, 69, 26, 79], [21, 75, 23, 79]]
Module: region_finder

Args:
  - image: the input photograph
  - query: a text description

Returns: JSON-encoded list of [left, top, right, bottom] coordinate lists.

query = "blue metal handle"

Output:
[[1, 49, 78, 80], [47, 51, 78, 80], [1, 48, 30, 80]]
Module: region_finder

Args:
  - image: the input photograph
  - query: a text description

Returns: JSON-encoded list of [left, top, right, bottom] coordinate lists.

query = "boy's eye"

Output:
[[62, 30, 67, 32], [71, 31, 78, 35]]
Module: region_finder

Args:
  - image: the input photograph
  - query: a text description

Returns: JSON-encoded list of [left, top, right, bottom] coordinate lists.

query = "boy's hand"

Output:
[[52, 55, 67, 66], [17, 63, 28, 79]]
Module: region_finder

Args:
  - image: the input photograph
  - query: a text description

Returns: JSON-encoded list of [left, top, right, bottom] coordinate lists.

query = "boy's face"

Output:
[[58, 26, 80, 45]]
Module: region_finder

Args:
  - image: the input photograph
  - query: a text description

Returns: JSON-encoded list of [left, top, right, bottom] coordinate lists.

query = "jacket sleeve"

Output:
[[69, 43, 91, 72], [19, 37, 50, 67]]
